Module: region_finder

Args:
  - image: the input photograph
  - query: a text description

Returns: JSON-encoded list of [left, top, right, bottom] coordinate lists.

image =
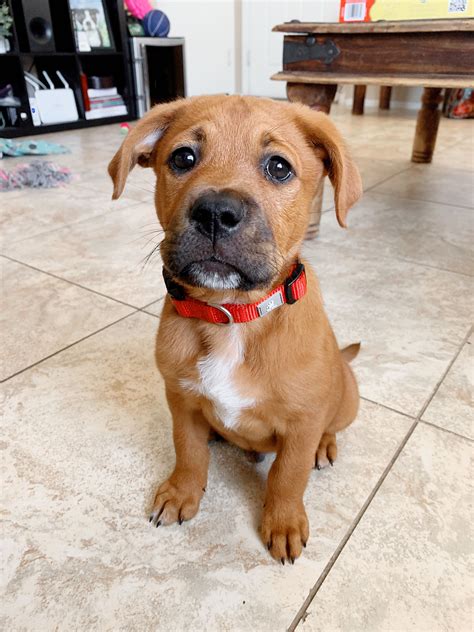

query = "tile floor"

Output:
[[1, 104, 473, 631]]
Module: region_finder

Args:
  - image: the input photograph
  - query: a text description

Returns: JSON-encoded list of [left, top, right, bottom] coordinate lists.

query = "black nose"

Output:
[[190, 192, 245, 241]]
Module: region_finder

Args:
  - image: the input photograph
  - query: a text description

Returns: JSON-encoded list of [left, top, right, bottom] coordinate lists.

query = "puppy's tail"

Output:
[[341, 342, 361, 363]]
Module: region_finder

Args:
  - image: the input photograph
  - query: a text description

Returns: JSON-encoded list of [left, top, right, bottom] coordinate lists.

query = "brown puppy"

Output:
[[109, 95, 362, 563]]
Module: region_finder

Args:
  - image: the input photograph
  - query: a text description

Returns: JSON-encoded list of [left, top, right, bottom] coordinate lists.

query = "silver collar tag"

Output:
[[257, 289, 284, 318]]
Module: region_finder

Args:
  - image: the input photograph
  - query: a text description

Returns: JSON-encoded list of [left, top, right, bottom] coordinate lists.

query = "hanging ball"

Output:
[[142, 10, 170, 37]]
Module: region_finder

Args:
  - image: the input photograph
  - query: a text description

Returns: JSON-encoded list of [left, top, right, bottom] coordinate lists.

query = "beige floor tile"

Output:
[[372, 163, 474, 208], [0, 258, 132, 381], [422, 334, 474, 440], [2, 202, 166, 307], [300, 423, 473, 632], [322, 158, 410, 212], [318, 191, 474, 276], [1, 312, 412, 631], [303, 241, 473, 416], [73, 166, 157, 205], [434, 139, 474, 171], [358, 157, 410, 190], [329, 107, 472, 168], [0, 178, 143, 245], [141, 298, 164, 316]]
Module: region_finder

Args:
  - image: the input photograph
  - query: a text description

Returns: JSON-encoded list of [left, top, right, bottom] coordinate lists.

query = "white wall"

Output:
[[152, 0, 421, 109], [152, 0, 236, 96], [338, 85, 423, 111], [242, 0, 339, 98]]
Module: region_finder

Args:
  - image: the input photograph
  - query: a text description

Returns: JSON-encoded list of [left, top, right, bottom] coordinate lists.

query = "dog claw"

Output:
[[148, 515, 153, 523], [290, 557, 295, 565], [280, 558, 285, 566], [302, 541, 307, 548], [155, 520, 161, 528], [329, 458, 334, 467], [267, 541, 272, 551], [178, 517, 183, 525]]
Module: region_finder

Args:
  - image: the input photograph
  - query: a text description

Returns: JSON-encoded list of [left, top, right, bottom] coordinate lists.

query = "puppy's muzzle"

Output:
[[190, 191, 246, 243], [162, 187, 277, 291]]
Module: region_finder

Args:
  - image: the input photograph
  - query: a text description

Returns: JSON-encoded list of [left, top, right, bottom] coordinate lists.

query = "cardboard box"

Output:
[[340, 0, 474, 22]]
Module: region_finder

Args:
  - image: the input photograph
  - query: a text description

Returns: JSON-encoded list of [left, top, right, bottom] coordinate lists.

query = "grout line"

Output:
[[5, 199, 145, 247], [365, 188, 474, 212], [359, 396, 416, 421], [138, 296, 165, 317], [290, 325, 473, 630], [288, 420, 418, 632], [320, 164, 412, 217], [313, 231, 474, 280], [0, 254, 161, 312], [0, 310, 140, 384], [419, 419, 473, 444], [390, 256, 473, 279], [417, 325, 473, 419], [363, 165, 413, 194]]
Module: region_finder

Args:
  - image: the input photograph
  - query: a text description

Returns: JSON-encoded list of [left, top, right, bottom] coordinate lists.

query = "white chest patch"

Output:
[[181, 327, 255, 429]]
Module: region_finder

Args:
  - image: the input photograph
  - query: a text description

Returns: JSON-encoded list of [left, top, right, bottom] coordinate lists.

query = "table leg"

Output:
[[286, 82, 337, 238], [412, 87, 443, 163], [379, 86, 392, 110], [286, 82, 337, 114], [352, 85, 366, 115]]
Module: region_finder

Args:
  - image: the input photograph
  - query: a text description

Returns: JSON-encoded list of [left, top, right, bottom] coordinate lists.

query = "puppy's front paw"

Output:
[[149, 475, 204, 527], [261, 502, 309, 564]]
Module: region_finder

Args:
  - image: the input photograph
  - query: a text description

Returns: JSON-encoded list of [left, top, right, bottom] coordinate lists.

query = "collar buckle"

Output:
[[163, 268, 186, 300], [284, 262, 305, 305]]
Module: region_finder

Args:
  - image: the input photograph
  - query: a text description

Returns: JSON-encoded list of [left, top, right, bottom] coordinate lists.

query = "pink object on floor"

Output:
[[0, 161, 73, 191]]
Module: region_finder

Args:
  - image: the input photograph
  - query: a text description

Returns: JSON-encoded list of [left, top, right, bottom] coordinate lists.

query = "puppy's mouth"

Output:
[[181, 257, 246, 290]]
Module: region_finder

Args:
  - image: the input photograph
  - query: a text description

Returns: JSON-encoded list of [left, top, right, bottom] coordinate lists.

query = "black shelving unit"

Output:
[[0, 0, 137, 138]]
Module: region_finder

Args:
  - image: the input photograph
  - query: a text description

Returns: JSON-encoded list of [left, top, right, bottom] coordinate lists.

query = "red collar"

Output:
[[164, 262, 307, 325]]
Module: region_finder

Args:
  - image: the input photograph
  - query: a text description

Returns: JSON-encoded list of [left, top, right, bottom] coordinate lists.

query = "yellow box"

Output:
[[340, 0, 474, 22]]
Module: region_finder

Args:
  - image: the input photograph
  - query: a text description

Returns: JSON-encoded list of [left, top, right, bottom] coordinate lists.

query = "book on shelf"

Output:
[[89, 96, 125, 109], [87, 87, 118, 98], [85, 105, 128, 120]]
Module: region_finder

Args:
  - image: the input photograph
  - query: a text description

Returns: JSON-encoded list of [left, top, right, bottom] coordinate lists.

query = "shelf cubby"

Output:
[[0, 0, 136, 137]]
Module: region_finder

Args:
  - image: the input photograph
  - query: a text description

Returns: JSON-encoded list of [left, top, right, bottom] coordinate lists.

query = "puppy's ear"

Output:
[[108, 99, 184, 199], [298, 109, 362, 228]]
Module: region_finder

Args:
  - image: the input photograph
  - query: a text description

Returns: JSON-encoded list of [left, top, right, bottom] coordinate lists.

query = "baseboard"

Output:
[[338, 95, 421, 112]]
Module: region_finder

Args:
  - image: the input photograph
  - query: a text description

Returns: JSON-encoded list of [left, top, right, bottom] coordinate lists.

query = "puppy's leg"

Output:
[[315, 361, 359, 470], [261, 429, 318, 563], [150, 387, 210, 526]]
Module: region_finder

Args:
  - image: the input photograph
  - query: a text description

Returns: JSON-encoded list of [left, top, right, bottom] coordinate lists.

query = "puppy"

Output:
[[109, 95, 362, 563]]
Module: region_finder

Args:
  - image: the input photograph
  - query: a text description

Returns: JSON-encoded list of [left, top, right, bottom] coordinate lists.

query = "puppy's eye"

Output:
[[169, 147, 196, 172], [265, 156, 293, 183]]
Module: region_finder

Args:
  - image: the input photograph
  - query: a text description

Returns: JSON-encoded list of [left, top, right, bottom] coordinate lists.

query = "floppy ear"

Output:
[[298, 109, 362, 228], [108, 99, 184, 199]]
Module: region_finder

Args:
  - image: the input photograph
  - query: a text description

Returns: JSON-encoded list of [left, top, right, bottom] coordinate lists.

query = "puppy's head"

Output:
[[109, 95, 361, 297]]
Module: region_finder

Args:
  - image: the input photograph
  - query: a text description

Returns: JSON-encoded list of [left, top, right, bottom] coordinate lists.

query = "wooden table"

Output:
[[271, 19, 474, 236]]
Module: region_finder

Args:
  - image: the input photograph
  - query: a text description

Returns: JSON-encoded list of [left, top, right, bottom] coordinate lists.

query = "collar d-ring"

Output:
[[207, 303, 234, 325]]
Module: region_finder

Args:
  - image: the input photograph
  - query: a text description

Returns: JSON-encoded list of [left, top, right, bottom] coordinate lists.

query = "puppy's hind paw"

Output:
[[315, 433, 337, 470]]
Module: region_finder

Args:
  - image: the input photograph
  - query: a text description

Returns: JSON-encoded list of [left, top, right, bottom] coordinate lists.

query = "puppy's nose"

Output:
[[190, 193, 245, 241]]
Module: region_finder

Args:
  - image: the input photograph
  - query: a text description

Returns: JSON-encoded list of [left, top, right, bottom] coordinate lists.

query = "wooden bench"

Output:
[[271, 19, 474, 237]]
